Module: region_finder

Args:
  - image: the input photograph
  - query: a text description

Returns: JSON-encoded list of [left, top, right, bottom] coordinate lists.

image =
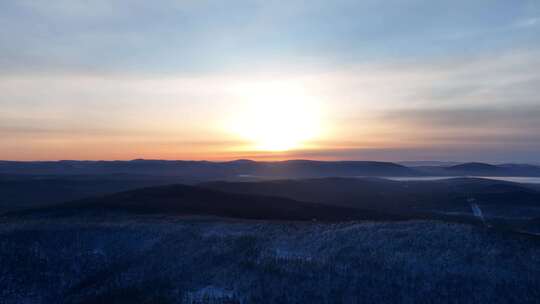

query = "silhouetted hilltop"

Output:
[[0, 174, 190, 213], [201, 177, 540, 213], [15, 184, 401, 221], [252, 160, 420, 177], [447, 162, 501, 172]]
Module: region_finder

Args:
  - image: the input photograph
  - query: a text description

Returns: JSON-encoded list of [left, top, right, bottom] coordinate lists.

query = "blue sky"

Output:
[[2, 0, 539, 73], [1, 1, 539, 161]]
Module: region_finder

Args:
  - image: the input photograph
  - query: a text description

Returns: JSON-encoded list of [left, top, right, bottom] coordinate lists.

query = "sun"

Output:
[[228, 81, 324, 152]]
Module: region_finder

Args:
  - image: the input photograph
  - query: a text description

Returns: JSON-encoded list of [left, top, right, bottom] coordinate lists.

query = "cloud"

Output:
[[382, 106, 540, 129], [513, 17, 539, 28], [320, 50, 540, 116], [16, 0, 117, 18]]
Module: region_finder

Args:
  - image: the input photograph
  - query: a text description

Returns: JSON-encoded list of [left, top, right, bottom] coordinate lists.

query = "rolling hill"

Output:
[[0, 174, 190, 213], [14, 184, 404, 222], [201, 177, 540, 215], [416, 162, 540, 177]]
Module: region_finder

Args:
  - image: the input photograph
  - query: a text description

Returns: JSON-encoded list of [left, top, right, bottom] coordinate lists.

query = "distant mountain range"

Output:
[[1, 160, 540, 178], [0, 160, 419, 178], [417, 162, 540, 177]]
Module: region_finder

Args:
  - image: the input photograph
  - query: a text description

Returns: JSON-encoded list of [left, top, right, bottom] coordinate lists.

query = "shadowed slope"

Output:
[[201, 177, 540, 213], [0, 174, 191, 213], [13, 184, 404, 222]]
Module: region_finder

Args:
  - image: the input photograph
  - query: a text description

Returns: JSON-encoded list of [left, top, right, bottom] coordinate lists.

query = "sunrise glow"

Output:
[[228, 81, 325, 152]]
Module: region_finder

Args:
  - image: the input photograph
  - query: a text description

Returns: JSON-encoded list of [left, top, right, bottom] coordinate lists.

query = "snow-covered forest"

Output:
[[1, 217, 539, 304]]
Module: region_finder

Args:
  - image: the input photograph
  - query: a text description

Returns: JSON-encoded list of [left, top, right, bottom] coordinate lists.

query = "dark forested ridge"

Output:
[[13, 184, 404, 222], [0, 174, 190, 213], [202, 177, 540, 215], [6, 177, 540, 229], [199, 177, 540, 234]]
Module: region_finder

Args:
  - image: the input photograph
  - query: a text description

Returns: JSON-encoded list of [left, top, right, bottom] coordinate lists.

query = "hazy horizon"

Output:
[[2, 158, 540, 167]]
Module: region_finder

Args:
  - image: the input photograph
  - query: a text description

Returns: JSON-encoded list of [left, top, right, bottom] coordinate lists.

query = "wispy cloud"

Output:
[[17, 0, 116, 18], [513, 17, 539, 28], [382, 107, 540, 129]]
